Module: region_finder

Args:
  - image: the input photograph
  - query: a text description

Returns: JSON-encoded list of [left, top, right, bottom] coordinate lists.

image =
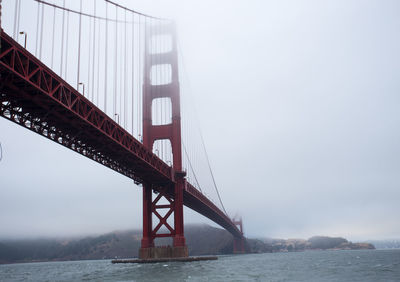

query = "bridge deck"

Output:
[[0, 31, 171, 185], [0, 30, 243, 239]]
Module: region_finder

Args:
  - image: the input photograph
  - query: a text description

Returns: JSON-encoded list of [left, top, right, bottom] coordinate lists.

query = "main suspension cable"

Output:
[[105, 0, 167, 20], [34, 0, 167, 22], [177, 37, 228, 215], [183, 143, 202, 192], [199, 132, 227, 215]]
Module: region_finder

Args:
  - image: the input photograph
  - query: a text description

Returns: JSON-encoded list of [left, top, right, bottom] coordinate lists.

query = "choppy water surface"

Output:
[[1, 249, 399, 281]]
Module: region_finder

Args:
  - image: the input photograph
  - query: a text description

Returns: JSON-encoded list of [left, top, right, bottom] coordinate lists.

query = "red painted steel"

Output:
[[140, 23, 187, 253], [232, 217, 245, 253], [0, 31, 171, 185], [184, 181, 242, 237], [0, 29, 244, 247]]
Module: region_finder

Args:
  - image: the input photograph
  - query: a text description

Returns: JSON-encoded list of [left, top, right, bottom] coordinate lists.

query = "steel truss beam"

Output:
[[0, 31, 171, 185], [151, 186, 175, 238]]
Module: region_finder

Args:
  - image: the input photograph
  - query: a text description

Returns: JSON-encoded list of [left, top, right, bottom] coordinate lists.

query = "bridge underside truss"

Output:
[[0, 31, 171, 186]]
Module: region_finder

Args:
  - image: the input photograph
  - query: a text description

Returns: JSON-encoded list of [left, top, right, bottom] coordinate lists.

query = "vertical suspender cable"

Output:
[[65, 10, 70, 82], [120, 13, 123, 127], [92, 0, 96, 104], [163, 22, 170, 163], [138, 15, 142, 139], [164, 23, 167, 161], [96, 14, 101, 106], [77, 0, 82, 91], [104, 2, 108, 113], [16, 0, 21, 41], [159, 22, 161, 136], [139, 15, 142, 139], [39, 4, 44, 60], [60, 0, 66, 77], [143, 16, 147, 141], [13, 0, 18, 39], [51, 6, 56, 69], [131, 12, 135, 135], [156, 21, 159, 128], [156, 21, 160, 156], [35, 2, 40, 56], [163, 22, 166, 161], [141, 16, 146, 140], [114, 5, 118, 120], [159, 22, 161, 129], [154, 20, 157, 127], [153, 20, 156, 149], [87, 8, 92, 101], [124, 10, 128, 130], [154, 20, 158, 155], [160, 22, 163, 160]]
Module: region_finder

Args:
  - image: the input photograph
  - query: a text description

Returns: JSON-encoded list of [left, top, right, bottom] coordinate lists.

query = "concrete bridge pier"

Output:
[[233, 237, 246, 254]]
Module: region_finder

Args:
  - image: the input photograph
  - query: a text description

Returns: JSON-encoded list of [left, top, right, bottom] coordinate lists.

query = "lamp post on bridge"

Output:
[[78, 82, 85, 97], [19, 31, 26, 48]]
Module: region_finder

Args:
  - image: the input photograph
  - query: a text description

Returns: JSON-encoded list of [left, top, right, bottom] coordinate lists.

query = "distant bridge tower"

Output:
[[139, 22, 188, 259], [233, 217, 245, 253]]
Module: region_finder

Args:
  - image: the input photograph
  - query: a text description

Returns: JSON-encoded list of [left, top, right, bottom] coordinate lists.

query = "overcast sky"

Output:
[[1, 0, 399, 241]]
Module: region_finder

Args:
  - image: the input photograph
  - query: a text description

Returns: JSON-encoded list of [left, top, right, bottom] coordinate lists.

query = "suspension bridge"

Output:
[[0, 0, 245, 259]]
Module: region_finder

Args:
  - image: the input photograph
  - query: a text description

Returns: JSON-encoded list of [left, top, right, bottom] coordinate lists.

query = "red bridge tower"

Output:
[[139, 22, 188, 259], [233, 217, 245, 254]]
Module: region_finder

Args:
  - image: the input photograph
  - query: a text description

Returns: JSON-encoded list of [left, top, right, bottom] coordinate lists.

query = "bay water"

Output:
[[1, 249, 399, 281]]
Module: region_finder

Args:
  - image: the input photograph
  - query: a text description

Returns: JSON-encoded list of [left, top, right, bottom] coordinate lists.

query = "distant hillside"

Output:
[[0, 231, 140, 264], [257, 236, 375, 253], [0, 225, 234, 264], [0, 225, 375, 264]]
